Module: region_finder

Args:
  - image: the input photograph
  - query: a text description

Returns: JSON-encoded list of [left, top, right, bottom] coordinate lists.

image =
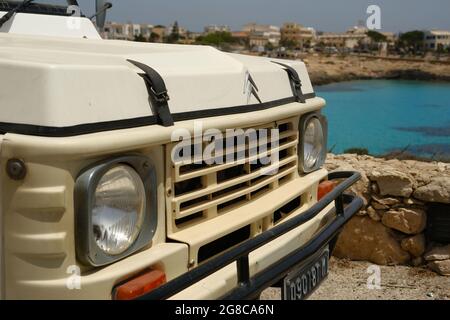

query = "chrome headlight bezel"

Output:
[[298, 112, 328, 174], [75, 155, 157, 267]]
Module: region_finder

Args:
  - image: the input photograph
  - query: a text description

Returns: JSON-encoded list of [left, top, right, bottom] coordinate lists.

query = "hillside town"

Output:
[[101, 20, 450, 59]]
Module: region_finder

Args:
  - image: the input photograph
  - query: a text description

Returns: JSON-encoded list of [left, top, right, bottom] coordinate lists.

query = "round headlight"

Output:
[[303, 117, 325, 171], [92, 165, 146, 255]]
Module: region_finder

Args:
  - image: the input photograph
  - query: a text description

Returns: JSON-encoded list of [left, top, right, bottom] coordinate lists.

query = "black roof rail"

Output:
[[0, 1, 83, 17]]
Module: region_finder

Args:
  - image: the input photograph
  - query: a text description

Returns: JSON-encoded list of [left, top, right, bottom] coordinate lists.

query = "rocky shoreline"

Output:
[[326, 153, 450, 276], [305, 55, 450, 275], [305, 55, 450, 86]]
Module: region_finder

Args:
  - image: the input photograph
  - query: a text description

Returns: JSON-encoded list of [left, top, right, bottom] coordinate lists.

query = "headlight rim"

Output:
[[75, 155, 157, 267], [298, 112, 328, 174]]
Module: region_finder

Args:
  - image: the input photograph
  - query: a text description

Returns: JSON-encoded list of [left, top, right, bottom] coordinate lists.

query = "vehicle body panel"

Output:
[[0, 99, 330, 299], [0, 33, 313, 130]]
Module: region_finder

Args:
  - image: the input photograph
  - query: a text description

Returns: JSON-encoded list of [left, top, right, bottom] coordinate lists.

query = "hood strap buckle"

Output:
[[127, 59, 174, 127], [271, 61, 306, 103]]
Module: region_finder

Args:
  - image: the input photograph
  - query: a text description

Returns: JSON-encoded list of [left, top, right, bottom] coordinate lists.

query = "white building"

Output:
[[204, 25, 231, 34], [424, 30, 450, 51], [131, 24, 141, 38], [103, 22, 131, 40], [140, 24, 154, 39], [243, 23, 281, 46], [103, 22, 155, 41]]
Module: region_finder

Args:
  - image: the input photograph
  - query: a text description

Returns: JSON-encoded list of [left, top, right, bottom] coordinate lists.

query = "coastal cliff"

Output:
[[326, 154, 450, 276], [306, 55, 450, 86]]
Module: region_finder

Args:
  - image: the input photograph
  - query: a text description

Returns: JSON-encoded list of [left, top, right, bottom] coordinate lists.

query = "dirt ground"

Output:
[[260, 257, 450, 300]]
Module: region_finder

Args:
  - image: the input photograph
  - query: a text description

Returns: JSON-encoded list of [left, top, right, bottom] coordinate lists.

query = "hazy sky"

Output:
[[73, 0, 450, 33]]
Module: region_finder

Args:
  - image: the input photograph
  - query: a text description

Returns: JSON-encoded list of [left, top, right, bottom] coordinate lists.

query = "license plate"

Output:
[[282, 246, 329, 300]]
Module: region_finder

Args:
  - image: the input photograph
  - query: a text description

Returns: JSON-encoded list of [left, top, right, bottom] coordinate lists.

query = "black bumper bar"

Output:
[[138, 171, 363, 300]]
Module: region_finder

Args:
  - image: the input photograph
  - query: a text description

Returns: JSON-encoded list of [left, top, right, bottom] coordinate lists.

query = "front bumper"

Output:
[[138, 171, 363, 300]]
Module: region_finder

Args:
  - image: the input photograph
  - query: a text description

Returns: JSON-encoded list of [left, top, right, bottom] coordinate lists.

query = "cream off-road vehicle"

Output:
[[0, 0, 363, 300]]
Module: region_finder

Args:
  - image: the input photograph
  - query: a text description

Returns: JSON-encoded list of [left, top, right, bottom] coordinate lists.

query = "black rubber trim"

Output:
[[0, 1, 77, 17], [0, 93, 316, 137], [272, 61, 306, 103], [0, 116, 159, 137], [174, 96, 300, 121]]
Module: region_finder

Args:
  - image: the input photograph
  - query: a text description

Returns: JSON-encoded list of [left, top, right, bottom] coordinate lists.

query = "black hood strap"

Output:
[[272, 61, 306, 103], [127, 59, 174, 127]]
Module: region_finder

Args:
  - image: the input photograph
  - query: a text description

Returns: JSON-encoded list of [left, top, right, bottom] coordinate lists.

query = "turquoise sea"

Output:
[[316, 80, 450, 159]]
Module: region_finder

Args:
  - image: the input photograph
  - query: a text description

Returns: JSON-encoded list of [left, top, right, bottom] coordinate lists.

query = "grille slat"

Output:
[[173, 129, 298, 182], [175, 161, 297, 218], [167, 118, 299, 231], [173, 149, 298, 206]]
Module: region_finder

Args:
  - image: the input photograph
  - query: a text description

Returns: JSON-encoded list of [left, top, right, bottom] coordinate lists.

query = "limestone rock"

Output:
[[372, 202, 389, 210], [367, 206, 381, 222], [437, 162, 450, 172], [356, 209, 367, 217], [324, 153, 450, 268], [368, 168, 414, 197], [371, 182, 380, 194], [403, 198, 425, 206], [428, 260, 450, 276], [412, 257, 424, 267], [381, 208, 426, 235], [424, 245, 450, 261], [332, 165, 371, 205], [413, 177, 450, 204], [372, 195, 401, 206], [351, 171, 371, 205], [401, 234, 426, 257], [334, 216, 410, 265]]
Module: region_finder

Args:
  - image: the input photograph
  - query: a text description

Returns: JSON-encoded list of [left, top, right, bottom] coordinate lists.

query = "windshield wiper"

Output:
[[0, 0, 35, 29]]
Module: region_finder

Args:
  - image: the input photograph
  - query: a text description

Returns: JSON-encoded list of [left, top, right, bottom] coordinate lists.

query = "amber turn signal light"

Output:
[[114, 269, 166, 300], [317, 180, 336, 201]]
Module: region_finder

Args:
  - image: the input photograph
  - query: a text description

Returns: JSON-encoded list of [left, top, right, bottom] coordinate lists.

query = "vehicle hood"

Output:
[[0, 33, 315, 135]]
